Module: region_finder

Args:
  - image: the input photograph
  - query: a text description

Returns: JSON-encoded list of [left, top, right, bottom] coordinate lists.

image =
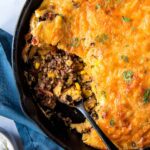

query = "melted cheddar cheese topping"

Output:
[[29, 0, 150, 149]]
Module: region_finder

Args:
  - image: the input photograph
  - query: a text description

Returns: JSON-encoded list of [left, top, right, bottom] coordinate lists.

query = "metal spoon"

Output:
[[74, 100, 118, 150]]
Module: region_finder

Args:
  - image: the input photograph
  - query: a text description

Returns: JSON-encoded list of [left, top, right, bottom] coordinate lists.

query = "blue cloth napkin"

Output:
[[0, 29, 63, 150]]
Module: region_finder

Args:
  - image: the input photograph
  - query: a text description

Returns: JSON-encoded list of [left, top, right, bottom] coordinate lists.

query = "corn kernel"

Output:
[[34, 62, 40, 69], [53, 82, 62, 97], [75, 82, 81, 90], [95, 60, 99, 66], [47, 71, 55, 78], [83, 89, 92, 98], [66, 60, 73, 66], [80, 70, 86, 75], [41, 56, 45, 60]]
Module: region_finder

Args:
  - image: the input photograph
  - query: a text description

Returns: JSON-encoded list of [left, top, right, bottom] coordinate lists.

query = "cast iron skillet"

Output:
[[12, 0, 95, 150], [12, 1, 150, 150]]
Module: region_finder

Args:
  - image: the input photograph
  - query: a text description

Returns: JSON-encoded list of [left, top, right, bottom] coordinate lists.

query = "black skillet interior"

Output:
[[12, 0, 95, 150]]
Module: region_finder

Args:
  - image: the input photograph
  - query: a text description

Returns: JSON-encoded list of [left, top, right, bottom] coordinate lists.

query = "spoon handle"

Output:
[[77, 102, 118, 150]]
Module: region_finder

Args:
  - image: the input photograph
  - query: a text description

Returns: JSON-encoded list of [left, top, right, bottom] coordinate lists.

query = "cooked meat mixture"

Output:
[[24, 43, 96, 112]]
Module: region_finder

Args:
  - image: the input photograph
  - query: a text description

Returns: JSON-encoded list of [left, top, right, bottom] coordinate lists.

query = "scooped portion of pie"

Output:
[[22, 0, 150, 149]]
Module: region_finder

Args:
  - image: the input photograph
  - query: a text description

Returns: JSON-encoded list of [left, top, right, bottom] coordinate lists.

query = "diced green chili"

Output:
[[143, 89, 150, 103], [101, 91, 107, 98], [96, 33, 109, 44], [122, 16, 131, 22], [110, 119, 115, 126], [70, 38, 80, 47], [122, 70, 134, 83], [95, 4, 101, 9], [121, 55, 129, 63]]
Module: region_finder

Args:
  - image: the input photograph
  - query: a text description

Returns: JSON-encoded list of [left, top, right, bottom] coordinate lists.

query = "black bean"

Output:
[[91, 111, 99, 120], [66, 95, 73, 102]]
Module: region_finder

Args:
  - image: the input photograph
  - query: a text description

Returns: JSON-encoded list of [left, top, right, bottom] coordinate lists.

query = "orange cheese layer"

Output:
[[30, 0, 150, 149]]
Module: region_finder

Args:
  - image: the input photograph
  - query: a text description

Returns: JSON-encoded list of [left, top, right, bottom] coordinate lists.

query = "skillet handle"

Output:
[[25, 0, 33, 2]]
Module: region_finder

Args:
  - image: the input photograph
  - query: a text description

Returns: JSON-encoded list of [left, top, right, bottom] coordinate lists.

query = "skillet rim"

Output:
[[11, 0, 150, 150]]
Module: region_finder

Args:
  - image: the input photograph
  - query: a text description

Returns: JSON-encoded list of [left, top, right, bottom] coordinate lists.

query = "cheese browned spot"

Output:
[[23, 0, 150, 149]]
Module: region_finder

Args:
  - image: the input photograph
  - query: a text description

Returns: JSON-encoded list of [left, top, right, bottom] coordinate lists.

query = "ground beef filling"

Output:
[[24, 46, 96, 112]]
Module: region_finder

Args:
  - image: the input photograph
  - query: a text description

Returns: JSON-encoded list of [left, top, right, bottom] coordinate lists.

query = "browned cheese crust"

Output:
[[23, 0, 150, 149]]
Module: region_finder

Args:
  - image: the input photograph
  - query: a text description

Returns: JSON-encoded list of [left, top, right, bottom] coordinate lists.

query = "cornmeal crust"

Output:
[[25, 0, 150, 149]]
